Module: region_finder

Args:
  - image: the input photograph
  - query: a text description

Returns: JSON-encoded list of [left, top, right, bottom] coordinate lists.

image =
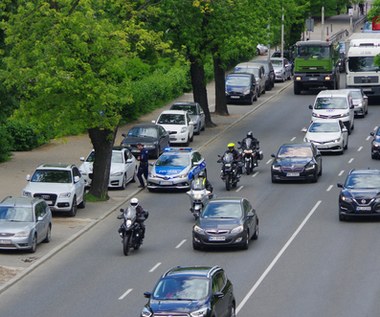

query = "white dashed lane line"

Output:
[[326, 185, 333, 192], [338, 170, 345, 176], [118, 288, 133, 300], [176, 239, 187, 249], [149, 262, 161, 272]]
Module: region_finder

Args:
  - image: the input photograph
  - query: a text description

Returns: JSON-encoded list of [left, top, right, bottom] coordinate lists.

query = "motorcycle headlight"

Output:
[[141, 307, 153, 317], [126, 219, 133, 227], [190, 307, 208, 317], [231, 225, 244, 234], [193, 225, 205, 234], [224, 163, 231, 167], [193, 193, 203, 200]]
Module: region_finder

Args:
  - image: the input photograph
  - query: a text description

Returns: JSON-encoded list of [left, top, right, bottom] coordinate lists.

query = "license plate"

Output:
[[209, 236, 226, 241], [0, 239, 11, 244], [308, 77, 318, 80], [230, 96, 240, 99], [159, 180, 172, 185], [356, 206, 371, 211], [46, 201, 53, 205], [286, 172, 300, 177], [363, 88, 372, 92]]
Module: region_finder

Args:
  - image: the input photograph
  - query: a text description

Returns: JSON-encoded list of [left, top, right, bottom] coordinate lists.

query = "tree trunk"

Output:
[[189, 55, 216, 127], [87, 127, 117, 200], [213, 54, 229, 116]]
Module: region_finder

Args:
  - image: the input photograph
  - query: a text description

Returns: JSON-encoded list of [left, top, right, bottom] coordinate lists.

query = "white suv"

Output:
[[309, 89, 355, 134], [22, 163, 86, 217]]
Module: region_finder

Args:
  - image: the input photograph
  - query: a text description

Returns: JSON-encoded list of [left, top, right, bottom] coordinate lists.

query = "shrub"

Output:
[[0, 125, 12, 162], [6, 120, 40, 151]]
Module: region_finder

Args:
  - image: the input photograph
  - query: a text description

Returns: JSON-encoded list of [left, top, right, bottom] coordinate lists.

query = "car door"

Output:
[[243, 199, 255, 237], [35, 201, 48, 244], [123, 149, 135, 182], [158, 126, 170, 152], [186, 113, 194, 138], [212, 271, 229, 316], [339, 120, 349, 146], [72, 166, 85, 203]]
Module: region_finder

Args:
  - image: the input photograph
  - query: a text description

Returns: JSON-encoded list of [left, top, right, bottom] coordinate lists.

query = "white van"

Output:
[[309, 89, 354, 134]]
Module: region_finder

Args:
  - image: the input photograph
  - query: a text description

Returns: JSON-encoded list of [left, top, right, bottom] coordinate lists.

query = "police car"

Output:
[[147, 148, 206, 191]]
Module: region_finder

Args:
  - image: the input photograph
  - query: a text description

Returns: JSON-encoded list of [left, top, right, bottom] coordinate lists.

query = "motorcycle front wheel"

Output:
[[123, 233, 131, 256], [245, 161, 251, 175], [225, 174, 231, 191]]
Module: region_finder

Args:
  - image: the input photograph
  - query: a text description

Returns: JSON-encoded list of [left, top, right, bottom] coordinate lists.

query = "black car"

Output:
[[271, 143, 322, 183], [250, 60, 275, 90], [370, 127, 380, 159], [225, 73, 257, 105], [192, 197, 259, 250], [141, 266, 236, 317], [120, 123, 170, 159], [337, 169, 380, 221]]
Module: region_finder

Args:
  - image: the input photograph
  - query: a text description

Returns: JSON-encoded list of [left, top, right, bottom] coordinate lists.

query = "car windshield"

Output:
[[156, 153, 190, 167], [345, 174, 380, 189], [158, 114, 186, 125], [271, 59, 283, 67], [0, 206, 33, 222], [171, 105, 197, 115], [31, 169, 72, 183], [127, 127, 158, 138], [277, 146, 313, 158], [309, 122, 340, 133], [202, 201, 242, 218], [350, 91, 362, 99], [153, 276, 209, 300], [235, 67, 259, 77], [226, 76, 250, 86], [314, 97, 347, 109]]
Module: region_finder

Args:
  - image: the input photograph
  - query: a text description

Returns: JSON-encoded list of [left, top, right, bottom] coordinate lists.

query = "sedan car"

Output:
[[120, 123, 170, 159], [170, 102, 205, 135], [271, 57, 292, 82], [225, 72, 258, 105], [303, 119, 348, 154], [192, 197, 259, 250], [370, 126, 380, 159], [79, 146, 137, 189], [337, 169, 380, 221], [147, 147, 206, 191], [0, 196, 52, 253], [155, 110, 194, 146], [141, 266, 236, 317], [271, 142, 322, 183]]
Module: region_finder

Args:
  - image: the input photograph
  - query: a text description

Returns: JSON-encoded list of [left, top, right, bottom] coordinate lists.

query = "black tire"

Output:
[[201, 124, 205, 131], [252, 221, 259, 240], [294, 83, 301, 95], [245, 162, 251, 175], [344, 139, 348, 150], [311, 172, 318, 183], [123, 233, 131, 256], [192, 241, 201, 250], [225, 175, 231, 191], [120, 174, 127, 190], [78, 192, 86, 209], [230, 305, 236, 317], [241, 231, 249, 250], [43, 224, 51, 243], [318, 164, 322, 176], [68, 197, 77, 217], [29, 234, 37, 253], [271, 174, 277, 183], [339, 213, 345, 221], [131, 167, 137, 183], [189, 133, 194, 142]]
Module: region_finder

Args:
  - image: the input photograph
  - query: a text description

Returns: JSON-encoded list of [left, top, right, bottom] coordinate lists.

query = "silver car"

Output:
[[271, 57, 292, 82], [340, 88, 368, 118], [170, 102, 206, 135], [0, 196, 52, 253]]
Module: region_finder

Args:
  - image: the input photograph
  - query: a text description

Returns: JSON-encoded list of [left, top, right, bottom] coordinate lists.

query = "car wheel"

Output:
[[78, 192, 86, 209], [241, 231, 249, 250], [271, 174, 277, 183], [252, 221, 259, 240], [311, 172, 318, 183], [339, 213, 345, 221], [372, 153, 376, 159], [68, 196, 77, 217], [230, 305, 236, 317], [29, 234, 37, 253], [189, 133, 194, 142], [192, 241, 201, 251], [344, 139, 348, 150], [201, 123, 205, 131], [43, 224, 52, 243], [294, 82, 301, 95], [120, 174, 127, 190]]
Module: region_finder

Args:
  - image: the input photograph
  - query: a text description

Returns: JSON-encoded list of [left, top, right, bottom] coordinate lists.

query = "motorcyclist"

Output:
[[241, 131, 260, 149], [224, 143, 242, 175], [118, 197, 148, 239], [194, 170, 213, 193]]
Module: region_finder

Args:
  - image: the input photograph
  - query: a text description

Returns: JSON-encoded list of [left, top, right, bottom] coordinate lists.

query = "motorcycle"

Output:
[[238, 139, 263, 175], [217, 152, 240, 191], [117, 206, 147, 256], [186, 178, 213, 219]]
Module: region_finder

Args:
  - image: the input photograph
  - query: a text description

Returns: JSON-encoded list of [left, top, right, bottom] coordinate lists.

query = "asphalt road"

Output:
[[2, 67, 380, 317]]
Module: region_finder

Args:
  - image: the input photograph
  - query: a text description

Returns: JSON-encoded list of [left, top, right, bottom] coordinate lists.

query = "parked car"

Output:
[[370, 126, 380, 159], [22, 163, 86, 217], [192, 197, 259, 250], [303, 119, 348, 154], [340, 88, 368, 118], [141, 265, 236, 317], [271, 49, 294, 68], [257, 43, 269, 55], [120, 123, 170, 159], [170, 102, 205, 135], [271, 57, 292, 82], [155, 110, 194, 146], [337, 169, 380, 221], [147, 147, 206, 191], [225, 72, 258, 105], [234, 62, 266, 96], [250, 60, 275, 90], [79, 146, 137, 189], [271, 143, 322, 183], [0, 196, 52, 253]]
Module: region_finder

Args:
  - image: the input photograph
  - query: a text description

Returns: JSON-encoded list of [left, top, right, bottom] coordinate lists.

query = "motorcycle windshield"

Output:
[[191, 178, 206, 190], [223, 152, 234, 163], [124, 207, 137, 221], [243, 138, 252, 149]]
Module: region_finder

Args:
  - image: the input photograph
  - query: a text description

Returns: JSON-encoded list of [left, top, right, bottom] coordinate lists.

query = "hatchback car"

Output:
[[271, 57, 292, 82], [120, 123, 170, 159], [337, 169, 380, 221], [250, 60, 275, 90], [192, 197, 259, 250], [303, 119, 348, 154], [22, 163, 86, 217], [225, 72, 257, 105], [79, 147, 137, 189], [141, 265, 236, 317], [155, 110, 194, 146], [234, 63, 266, 96], [340, 88, 368, 118], [370, 126, 380, 159], [170, 102, 206, 135], [147, 147, 206, 191], [0, 196, 52, 253], [271, 143, 322, 183]]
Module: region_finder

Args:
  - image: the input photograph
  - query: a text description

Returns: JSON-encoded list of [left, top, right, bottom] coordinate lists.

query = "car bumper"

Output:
[[0, 237, 33, 250], [147, 176, 191, 190], [193, 231, 246, 248], [169, 132, 189, 144], [29, 194, 74, 212], [354, 106, 365, 116], [109, 175, 124, 188], [371, 145, 380, 158], [312, 141, 344, 153], [271, 169, 317, 181], [226, 94, 251, 104], [339, 203, 380, 218]]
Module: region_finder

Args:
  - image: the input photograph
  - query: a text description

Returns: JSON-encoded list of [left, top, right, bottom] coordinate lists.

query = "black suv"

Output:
[[225, 72, 257, 105], [337, 169, 380, 221], [141, 266, 236, 317]]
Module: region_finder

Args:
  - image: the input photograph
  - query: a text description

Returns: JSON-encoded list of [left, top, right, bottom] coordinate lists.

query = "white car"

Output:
[[271, 57, 292, 82], [304, 119, 348, 154], [256, 43, 268, 55], [22, 163, 86, 217], [155, 110, 194, 145], [79, 146, 137, 189]]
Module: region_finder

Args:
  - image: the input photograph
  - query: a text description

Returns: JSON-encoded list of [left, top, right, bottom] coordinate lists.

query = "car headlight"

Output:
[[181, 127, 187, 133], [305, 163, 316, 171], [22, 191, 32, 197], [341, 195, 353, 203], [339, 112, 349, 118], [312, 113, 321, 118], [271, 165, 281, 171], [193, 225, 205, 234], [14, 230, 30, 238], [231, 225, 244, 234], [141, 307, 152, 317], [243, 88, 250, 95], [59, 192, 72, 198], [333, 137, 342, 143], [111, 171, 123, 176], [372, 141, 380, 148], [190, 307, 208, 317]]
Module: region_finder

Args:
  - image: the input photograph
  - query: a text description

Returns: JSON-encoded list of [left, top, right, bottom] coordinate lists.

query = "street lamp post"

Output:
[[281, 6, 284, 58], [321, 5, 325, 41]]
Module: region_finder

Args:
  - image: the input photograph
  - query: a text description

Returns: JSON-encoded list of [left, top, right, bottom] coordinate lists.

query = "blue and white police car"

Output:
[[147, 148, 206, 191]]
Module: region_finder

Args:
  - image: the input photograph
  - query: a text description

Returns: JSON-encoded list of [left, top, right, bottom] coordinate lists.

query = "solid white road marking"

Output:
[[149, 262, 161, 272], [118, 288, 133, 300], [176, 239, 187, 249], [236, 201, 322, 314], [366, 136, 371, 141]]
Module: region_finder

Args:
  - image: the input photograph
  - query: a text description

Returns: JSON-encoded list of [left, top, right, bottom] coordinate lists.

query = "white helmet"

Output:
[[130, 197, 139, 207]]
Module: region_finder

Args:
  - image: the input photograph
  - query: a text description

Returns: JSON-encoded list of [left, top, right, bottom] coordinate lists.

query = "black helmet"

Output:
[[130, 197, 139, 207], [247, 131, 253, 138]]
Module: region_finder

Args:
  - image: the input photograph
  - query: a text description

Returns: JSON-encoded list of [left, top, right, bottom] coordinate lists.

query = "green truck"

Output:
[[293, 40, 340, 95]]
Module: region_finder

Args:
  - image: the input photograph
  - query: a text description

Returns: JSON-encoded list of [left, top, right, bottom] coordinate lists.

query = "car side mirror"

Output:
[[144, 292, 152, 298], [308, 105, 313, 109], [247, 211, 255, 217], [122, 133, 127, 137], [189, 121, 194, 125], [80, 157, 85, 162], [271, 154, 276, 158], [337, 183, 343, 188], [370, 132, 375, 137], [26, 174, 31, 181], [74, 176, 80, 183], [37, 216, 44, 222], [213, 291, 224, 299], [152, 120, 156, 124]]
